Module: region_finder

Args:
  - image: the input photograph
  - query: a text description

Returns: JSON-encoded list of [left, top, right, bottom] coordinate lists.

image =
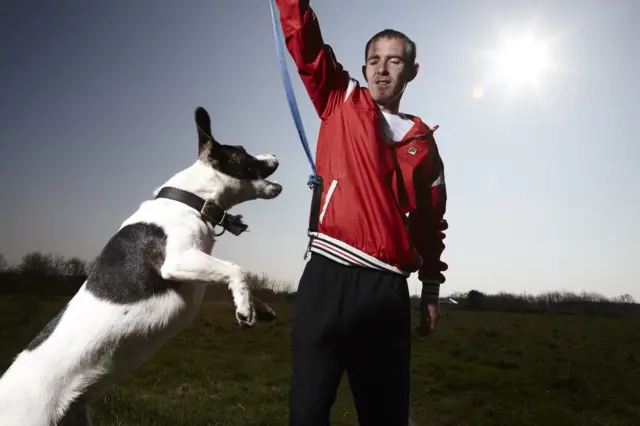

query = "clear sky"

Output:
[[1, 0, 638, 299]]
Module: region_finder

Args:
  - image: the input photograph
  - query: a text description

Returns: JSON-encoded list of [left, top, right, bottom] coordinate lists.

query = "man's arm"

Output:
[[407, 141, 449, 299], [275, 0, 351, 119]]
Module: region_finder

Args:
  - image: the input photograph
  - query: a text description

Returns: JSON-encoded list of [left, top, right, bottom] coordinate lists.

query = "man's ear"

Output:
[[362, 65, 368, 83], [407, 62, 420, 83]]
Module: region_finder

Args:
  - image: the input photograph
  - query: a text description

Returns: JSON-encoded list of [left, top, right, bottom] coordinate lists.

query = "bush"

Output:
[[466, 289, 486, 310]]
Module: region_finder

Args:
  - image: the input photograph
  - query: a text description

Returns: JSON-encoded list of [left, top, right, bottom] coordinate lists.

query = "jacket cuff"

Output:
[[421, 280, 441, 299]]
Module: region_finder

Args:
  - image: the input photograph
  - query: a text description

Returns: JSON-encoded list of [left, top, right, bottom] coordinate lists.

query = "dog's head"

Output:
[[194, 107, 282, 207]]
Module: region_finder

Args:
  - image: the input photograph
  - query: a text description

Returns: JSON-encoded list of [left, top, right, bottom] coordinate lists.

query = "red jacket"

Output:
[[276, 0, 448, 296]]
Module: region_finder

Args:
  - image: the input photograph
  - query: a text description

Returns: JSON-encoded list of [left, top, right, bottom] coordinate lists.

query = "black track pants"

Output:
[[289, 253, 411, 426]]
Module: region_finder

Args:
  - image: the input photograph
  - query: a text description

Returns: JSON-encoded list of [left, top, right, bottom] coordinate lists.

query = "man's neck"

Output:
[[376, 102, 400, 115]]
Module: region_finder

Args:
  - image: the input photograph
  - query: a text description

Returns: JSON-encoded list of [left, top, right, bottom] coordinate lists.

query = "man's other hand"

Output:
[[416, 296, 440, 336]]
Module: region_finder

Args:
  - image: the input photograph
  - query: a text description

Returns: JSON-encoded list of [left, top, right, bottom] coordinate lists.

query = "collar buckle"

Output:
[[201, 198, 225, 225]]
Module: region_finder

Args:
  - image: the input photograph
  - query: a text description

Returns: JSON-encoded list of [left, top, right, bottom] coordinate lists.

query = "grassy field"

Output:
[[1, 294, 639, 426]]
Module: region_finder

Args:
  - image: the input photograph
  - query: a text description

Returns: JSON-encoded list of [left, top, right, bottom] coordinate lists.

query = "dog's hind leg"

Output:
[[58, 401, 92, 426], [251, 294, 277, 322], [161, 248, 257, 326]]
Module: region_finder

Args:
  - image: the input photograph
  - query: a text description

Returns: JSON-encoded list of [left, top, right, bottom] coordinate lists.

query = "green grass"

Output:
[[1, 295, 639, 426]]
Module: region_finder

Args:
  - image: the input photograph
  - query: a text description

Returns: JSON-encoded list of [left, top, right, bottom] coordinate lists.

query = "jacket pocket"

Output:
[[319, 179, 338, 224]]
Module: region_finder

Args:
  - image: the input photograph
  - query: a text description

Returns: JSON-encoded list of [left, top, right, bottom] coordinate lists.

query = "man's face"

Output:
[[363, 37, 418, 107]]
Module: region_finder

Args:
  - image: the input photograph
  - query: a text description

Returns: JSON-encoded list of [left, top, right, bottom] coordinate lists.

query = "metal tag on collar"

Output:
[[224, 214, 249, 236]]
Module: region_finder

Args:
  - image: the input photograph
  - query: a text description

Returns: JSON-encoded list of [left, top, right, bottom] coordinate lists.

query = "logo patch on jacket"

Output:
[[408, 146, 417, 155]]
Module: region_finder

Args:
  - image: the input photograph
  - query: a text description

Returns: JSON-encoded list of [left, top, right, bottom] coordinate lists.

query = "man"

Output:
[[274, 1, 448, 425]]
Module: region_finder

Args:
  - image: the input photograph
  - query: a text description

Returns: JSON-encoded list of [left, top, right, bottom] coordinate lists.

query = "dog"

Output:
[[0, 106, 283, 426]]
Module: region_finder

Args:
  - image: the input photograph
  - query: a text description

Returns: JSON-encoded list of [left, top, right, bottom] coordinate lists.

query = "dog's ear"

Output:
[[195, 107, 218, 156]]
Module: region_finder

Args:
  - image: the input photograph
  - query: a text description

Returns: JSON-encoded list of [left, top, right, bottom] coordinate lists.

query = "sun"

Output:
[[487, 29, 556, 92]]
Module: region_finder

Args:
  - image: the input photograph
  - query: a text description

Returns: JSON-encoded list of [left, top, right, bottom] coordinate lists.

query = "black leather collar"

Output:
[[155, 187, 248, 236]]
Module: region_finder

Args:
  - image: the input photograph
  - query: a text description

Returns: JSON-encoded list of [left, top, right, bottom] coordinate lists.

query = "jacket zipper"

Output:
[[319, 179, 338, 224]]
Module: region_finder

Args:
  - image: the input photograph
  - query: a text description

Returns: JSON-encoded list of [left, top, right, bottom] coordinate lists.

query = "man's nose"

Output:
[[376, 64, 389, 75]]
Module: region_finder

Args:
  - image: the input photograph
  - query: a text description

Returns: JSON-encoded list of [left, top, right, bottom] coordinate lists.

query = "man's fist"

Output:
[[416, 295, 440, 336]]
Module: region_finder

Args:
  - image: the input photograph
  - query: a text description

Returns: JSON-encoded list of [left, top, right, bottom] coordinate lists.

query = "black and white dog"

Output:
[[0, 107, 282, 426]]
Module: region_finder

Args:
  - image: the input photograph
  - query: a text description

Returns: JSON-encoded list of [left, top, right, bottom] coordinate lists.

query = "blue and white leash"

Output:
[[267, 0, 322, 190]]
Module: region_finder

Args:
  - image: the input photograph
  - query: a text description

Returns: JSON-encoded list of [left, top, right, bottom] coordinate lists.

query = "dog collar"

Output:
[[154, 187, 248, 236]]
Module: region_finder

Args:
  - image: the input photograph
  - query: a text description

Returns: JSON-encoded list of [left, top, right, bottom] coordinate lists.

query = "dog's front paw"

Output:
[[235, 299, 256, 328]]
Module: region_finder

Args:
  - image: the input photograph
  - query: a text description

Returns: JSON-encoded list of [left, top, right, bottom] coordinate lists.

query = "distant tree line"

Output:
[[444, 288, 638, 317], [0, 252, 91, 277], [0, 252, 92, 297], [0, 251, 295, 300], [0, 251, 637, 316]]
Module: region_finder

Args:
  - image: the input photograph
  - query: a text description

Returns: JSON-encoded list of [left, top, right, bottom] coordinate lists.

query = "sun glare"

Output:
[[484, 28, 557, 94]]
